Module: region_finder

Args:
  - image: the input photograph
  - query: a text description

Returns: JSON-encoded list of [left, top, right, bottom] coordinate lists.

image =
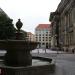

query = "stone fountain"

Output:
[[0, 19, 54, 75], [0, 19, 38, 67]]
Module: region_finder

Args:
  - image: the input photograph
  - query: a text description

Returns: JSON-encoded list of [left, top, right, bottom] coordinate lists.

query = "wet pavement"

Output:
[[32, 49, 75, 75], [0, 49, 75, 75]]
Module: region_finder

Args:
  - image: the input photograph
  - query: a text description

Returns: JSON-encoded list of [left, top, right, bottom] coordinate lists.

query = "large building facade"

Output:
[[35, 24, 51, 49], [27, 32, 36, 42], [49, 0, 75, 52]]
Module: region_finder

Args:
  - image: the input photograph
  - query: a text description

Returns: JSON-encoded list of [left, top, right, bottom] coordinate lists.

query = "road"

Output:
[[32, 49, 75, 75]]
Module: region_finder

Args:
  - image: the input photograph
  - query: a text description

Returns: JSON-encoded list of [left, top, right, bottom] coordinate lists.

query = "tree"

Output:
[[0, 14, 15, 39]]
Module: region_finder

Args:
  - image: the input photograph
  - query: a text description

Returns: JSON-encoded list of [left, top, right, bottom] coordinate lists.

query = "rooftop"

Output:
[[36, 24, 50, 30]]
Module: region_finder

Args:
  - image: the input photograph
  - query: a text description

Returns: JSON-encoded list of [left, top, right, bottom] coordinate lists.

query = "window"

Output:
[[43, 34, 44, 36], [42, 37, 44, 41], [46, 37, 48, 41], [42, 43, 45, 45], [39, 37, 41, 41], [39, 34, 41, 36], [46, 34, 48, 36], [46, 32, 48, 34]]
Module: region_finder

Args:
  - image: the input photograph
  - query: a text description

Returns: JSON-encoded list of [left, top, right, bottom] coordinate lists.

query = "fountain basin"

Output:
[[0, 40, 38, 50], [0, 40, 55, 75], [0, 57, 54, 75], [0, 64, 55, 75], [0, 40, 38, 66], [0, 19, 55, 75]]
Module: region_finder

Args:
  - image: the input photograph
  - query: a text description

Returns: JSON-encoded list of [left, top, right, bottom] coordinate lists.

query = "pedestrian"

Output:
[[66, 48, 68, 52], [72, 48, 74, 54]]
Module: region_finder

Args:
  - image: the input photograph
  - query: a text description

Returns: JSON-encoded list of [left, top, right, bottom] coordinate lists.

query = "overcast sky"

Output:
[[0, 0, 61, 33]]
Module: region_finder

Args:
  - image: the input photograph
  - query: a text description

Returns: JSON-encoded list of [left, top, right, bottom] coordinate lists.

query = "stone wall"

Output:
[[50, 0, 75, 52]]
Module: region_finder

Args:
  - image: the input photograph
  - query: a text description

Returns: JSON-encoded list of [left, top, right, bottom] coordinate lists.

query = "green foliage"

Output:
[[0, 14, 15, 39]]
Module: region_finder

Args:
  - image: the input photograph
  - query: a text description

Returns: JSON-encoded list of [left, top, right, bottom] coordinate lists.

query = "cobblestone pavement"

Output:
[[32, 50, 75, 75]]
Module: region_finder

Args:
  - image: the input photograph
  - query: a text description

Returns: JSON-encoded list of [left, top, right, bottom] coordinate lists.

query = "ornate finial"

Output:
[[16, 19, 23, 31]]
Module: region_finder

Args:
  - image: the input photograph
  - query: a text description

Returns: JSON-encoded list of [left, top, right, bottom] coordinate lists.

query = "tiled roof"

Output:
[[36, 24, 50, 30]]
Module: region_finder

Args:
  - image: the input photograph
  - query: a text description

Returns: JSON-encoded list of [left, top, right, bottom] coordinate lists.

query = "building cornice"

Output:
[[56, 0, 71, 13], [56, 0, 75, 15], [61, 0, 75, 15]]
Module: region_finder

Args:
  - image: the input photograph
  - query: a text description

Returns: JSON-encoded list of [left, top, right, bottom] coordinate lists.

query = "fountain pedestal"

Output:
[[4, 40, 37, 66], [0, 19, 38, 67]]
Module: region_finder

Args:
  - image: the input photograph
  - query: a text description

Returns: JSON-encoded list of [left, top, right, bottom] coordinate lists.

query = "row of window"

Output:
[[36, 37, 51, 39], [36, 38, 51, 41], [36, 34, 51, 36]]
